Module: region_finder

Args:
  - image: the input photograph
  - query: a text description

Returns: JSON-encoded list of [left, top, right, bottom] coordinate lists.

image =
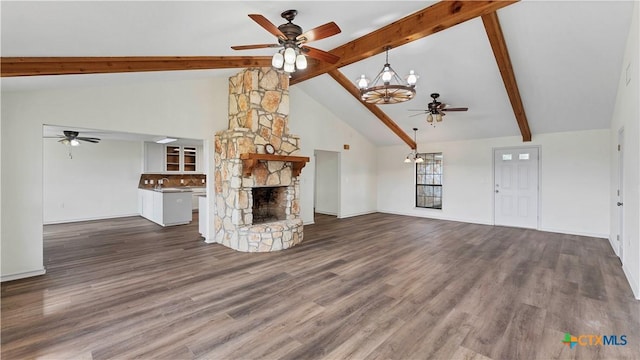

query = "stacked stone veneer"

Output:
[[214, 67, 304, 252]]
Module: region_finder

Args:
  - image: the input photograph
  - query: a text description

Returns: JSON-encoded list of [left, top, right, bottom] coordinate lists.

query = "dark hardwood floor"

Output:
[[2, 213, 638, 359]]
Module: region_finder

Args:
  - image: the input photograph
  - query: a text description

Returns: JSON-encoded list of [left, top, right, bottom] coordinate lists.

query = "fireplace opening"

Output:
[[252, 187, 287, 224]]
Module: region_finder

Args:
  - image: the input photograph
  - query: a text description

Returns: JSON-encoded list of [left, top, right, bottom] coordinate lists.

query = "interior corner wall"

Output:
[[43, 138, 143, 224], [377, 129, 611, 238], [1, 78, 228, 281], [610, 1, 640, 299], [314, 150, 340, 216], [289, 86, 377, 224]]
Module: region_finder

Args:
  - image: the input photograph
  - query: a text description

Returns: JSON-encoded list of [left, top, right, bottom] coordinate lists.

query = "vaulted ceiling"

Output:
[[1, 1, 634, 146]]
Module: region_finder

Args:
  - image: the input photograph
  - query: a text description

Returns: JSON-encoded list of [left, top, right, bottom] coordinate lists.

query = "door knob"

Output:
[[617, 202, 623, 206]]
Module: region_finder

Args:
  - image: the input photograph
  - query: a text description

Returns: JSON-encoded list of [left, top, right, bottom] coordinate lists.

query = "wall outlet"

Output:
[[144, 180, 149, 184], [202, 179, 205, 183], [159, 179, 163, 185], [150, 180, 154, 184], [180, 179, 184, 184]]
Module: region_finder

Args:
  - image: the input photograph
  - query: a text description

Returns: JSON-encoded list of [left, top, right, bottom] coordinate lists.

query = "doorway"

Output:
[[617, 128, 624, 260], [314, 150, 340, 220], [494, 147, 539, 229]]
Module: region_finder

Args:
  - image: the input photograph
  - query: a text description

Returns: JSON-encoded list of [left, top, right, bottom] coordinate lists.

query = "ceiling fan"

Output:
[[231, 10, 341, 72], [409, 93, 469, 125], [47, 130, 101, 146]]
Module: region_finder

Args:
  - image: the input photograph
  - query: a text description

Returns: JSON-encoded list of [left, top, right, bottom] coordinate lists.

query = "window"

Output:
[[416, 153, 443, 209]]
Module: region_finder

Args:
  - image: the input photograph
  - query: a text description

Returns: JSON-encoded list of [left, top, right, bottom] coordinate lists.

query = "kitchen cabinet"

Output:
[[165, 145, 181, 172], [198, 195, 207, 237], [139, 189, 192, 226], [165, 145, 201, 173], [144, 142, 203, 173], [144, 142, 165, 173], [190, 187, 205, 210]]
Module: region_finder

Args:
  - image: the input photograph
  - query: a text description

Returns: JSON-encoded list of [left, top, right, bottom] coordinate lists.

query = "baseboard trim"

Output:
[[338, 210, 377, 219], [377, 210, 492, 226], [538, 227, 608, 239], [608, 236, 620, 257], [1, 268, 46, 282], [315, 210, 337, 216], [44, 213, 140, 225], [622, 263, 640, 300]]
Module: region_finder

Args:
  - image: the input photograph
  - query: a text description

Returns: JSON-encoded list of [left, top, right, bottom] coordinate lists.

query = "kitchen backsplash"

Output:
[[138, 173, 206, 189]]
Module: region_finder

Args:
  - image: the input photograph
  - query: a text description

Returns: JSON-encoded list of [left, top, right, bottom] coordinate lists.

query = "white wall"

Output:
[[290, 86, 378, 224], [314, 150, 340, 216], [610, 1, 640, 299], [43, 138, 143, 224], [1, 78, 229, 281], [378, 129, 611, 238]]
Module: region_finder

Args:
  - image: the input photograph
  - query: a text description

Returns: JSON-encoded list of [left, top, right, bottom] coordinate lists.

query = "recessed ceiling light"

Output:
[[155, 137, 177, 144]]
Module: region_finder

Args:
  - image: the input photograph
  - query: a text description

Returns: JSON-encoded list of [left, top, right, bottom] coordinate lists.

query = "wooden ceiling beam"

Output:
[[291, 0, 518, 85], [0, 56, 273, 77], [482, 12, 532, 142], [328, 69, 416, 150]]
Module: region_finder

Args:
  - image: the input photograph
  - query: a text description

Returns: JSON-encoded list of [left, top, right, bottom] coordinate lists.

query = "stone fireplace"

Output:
[[213, 67, 308, 252]]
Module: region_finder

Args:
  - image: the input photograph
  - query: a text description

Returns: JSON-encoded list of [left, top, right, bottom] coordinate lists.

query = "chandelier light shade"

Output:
[[404, 128, 424, 163], [356, 46, 418, 104]]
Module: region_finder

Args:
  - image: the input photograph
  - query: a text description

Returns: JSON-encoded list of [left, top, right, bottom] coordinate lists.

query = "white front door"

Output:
[[494, 147, 539, 229]]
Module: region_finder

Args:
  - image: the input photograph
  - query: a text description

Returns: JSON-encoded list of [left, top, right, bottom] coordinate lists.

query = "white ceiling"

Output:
[[1, 1, 634, 146]]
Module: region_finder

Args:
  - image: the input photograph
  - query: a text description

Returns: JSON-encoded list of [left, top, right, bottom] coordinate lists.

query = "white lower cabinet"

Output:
[[139, 189, 192, 226], [198, 195, 207, 237]]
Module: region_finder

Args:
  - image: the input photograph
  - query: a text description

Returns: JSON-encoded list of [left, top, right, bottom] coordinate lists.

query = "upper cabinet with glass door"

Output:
[[182, 146, 197, 172], [165, 145, 200, 172], [165, 145, 181, 172]]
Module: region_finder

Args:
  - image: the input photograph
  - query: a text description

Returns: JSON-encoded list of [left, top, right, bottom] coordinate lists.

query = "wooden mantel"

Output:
[[240, 153, 310, 177]]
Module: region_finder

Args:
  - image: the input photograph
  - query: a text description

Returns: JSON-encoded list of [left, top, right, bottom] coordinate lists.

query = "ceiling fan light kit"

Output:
[[357, 47, 418, 105], [232, 9, 341, 74]]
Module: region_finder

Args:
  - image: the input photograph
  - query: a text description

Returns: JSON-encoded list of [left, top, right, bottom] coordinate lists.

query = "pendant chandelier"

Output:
[[356, 46, 418, 104], [404, 128, 424, 163]]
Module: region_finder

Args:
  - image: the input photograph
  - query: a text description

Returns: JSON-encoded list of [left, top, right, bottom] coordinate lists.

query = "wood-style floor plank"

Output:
[[2, 213, 638, 359]]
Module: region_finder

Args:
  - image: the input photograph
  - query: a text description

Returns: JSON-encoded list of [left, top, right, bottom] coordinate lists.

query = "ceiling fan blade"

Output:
[[231, 44, 281, 51], [437, 110, 446, 117], [301, 46, 339, 64], [409, 112, 425, 117], [78, 137, 101, 141], [442, 107, 469, 111], [296, 22, 341, 43], [408, 109, 428, 111], [78, 138, 100, 143], [248, 14, 286, 40]]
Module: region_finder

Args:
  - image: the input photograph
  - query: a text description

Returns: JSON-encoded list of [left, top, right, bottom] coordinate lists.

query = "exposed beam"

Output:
[[291, 0, 518, 85], [482, 12, 532, 142], [328, 69, 416, 150], [0, 56, 273, 77]]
